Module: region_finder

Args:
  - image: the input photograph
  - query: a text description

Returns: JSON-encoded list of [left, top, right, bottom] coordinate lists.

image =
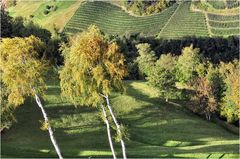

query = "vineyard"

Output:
[[157, 2, 209, 39], [64, 1, 178, 36], [206, 13, 240, 37]]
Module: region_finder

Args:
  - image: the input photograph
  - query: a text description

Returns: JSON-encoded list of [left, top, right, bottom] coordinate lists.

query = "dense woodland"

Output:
[[0, 1, 239, 158]]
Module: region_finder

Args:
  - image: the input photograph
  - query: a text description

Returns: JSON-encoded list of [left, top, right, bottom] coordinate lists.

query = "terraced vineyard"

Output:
[[206, 13, 240, 37], [64, 1, 178, 35], [157, 2, 209, 39]]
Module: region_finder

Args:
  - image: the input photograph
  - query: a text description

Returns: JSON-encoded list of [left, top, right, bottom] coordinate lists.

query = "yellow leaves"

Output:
[[60, 25, 127, 107], [40, 121, 49, 131], [92, 66, 105, 86], [228, 71, 240, 109], [0, 36, 47, 107]]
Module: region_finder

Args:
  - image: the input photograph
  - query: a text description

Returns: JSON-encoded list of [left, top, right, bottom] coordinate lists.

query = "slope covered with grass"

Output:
[[2, 80, 239, 158], [158, 2, 209, 39], [64, 1, 178, 35], [8, 0, 82, 32]]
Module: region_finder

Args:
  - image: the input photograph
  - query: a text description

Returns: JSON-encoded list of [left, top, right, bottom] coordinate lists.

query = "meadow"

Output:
[[2, 80, 239, 158]]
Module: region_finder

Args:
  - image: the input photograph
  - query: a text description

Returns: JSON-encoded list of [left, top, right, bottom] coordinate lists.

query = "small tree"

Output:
[[148, 54, 177, 102], [59, 25, 128, 159], [136, 43, 157, 77], [192, 64, 224, 120], [219, 60, 240, 123], [176, 44, 202, 85], [0, 36, 63, 159]]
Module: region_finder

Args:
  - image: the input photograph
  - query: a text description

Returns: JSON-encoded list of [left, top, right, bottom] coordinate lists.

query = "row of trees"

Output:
[[136, 43, 239, 123], [108, 34, 239, 80], [120, 0, 176, 16], [1, 26, 128, 158]]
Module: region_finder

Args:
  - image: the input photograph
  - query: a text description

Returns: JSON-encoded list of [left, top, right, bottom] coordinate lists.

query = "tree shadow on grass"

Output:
[[2, 81, 239, 158]]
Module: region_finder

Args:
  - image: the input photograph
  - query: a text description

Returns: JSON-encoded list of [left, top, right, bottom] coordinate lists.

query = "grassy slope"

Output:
[[8, 1, 82, 32], [64, 1, 178, 36], [2, 80, 239, 158]]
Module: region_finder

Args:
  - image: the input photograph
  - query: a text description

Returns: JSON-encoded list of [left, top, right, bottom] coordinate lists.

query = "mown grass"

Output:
[[1, 80, 239, 158]]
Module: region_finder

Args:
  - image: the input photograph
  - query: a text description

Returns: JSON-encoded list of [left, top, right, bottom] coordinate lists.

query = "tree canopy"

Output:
[[0, 36, 47, 106], [59, 25, 127, 106]]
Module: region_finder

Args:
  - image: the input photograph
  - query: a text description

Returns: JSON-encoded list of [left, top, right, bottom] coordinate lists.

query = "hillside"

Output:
[[64, 1, 178, 36], [7, 0, 82, 32], [2, 80, 239, 158], [7, 1, 239, 38]]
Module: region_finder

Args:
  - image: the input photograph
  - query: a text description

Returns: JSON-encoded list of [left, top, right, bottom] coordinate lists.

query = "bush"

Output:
[[51, 5, 57, 11], [44, 10, 49, 15], [29, 14, 34, 18], [46, 5, 51, 10]]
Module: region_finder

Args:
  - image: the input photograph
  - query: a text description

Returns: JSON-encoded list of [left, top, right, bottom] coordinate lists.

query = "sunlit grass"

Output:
[[1, 80, 239, 158]]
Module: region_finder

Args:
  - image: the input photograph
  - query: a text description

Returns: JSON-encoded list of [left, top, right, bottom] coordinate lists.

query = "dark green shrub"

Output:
[[51, 5, 57, 11], [44, 10, 49, 15], [46, 5, 51, 10]]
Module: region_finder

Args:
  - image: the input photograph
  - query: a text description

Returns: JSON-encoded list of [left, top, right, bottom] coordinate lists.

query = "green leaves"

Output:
[[176, 44, 202, 84], [136, 43, 157, 77]]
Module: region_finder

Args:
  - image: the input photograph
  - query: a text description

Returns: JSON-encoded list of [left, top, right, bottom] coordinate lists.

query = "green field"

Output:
[[64, 1, 178, 36], [2, 80, 239, 158]]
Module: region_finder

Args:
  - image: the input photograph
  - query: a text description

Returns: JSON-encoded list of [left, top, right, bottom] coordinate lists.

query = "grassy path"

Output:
[[1, 81, 239, 158]]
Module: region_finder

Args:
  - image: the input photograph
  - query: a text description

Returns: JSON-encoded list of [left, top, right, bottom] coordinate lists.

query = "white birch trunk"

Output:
[[101, 105, 117, 159], [105, 95, 127, 159], [34, 94, 63, 159]]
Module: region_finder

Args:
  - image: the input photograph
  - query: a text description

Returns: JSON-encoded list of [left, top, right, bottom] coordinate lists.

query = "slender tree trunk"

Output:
[[166, 97, 168, 102], [104, 95, 127, 159], [34, 94, 63, 159], [101, 105, 117, 159]]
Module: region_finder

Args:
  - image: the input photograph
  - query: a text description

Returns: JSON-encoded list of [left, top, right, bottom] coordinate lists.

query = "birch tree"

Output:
[[59, 25, 128, 159], [0, 36, 63, 159]]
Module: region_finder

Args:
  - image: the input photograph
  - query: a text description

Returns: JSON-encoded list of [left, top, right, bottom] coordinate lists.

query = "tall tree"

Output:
[[59, 25, 128, 159], [147, 54, 177, 102], [0, 36, 63, 159], [192, 63, 224, 120]]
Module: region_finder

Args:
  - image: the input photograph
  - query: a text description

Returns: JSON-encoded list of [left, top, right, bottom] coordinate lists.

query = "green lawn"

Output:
[[1, 80, 239, 158]]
